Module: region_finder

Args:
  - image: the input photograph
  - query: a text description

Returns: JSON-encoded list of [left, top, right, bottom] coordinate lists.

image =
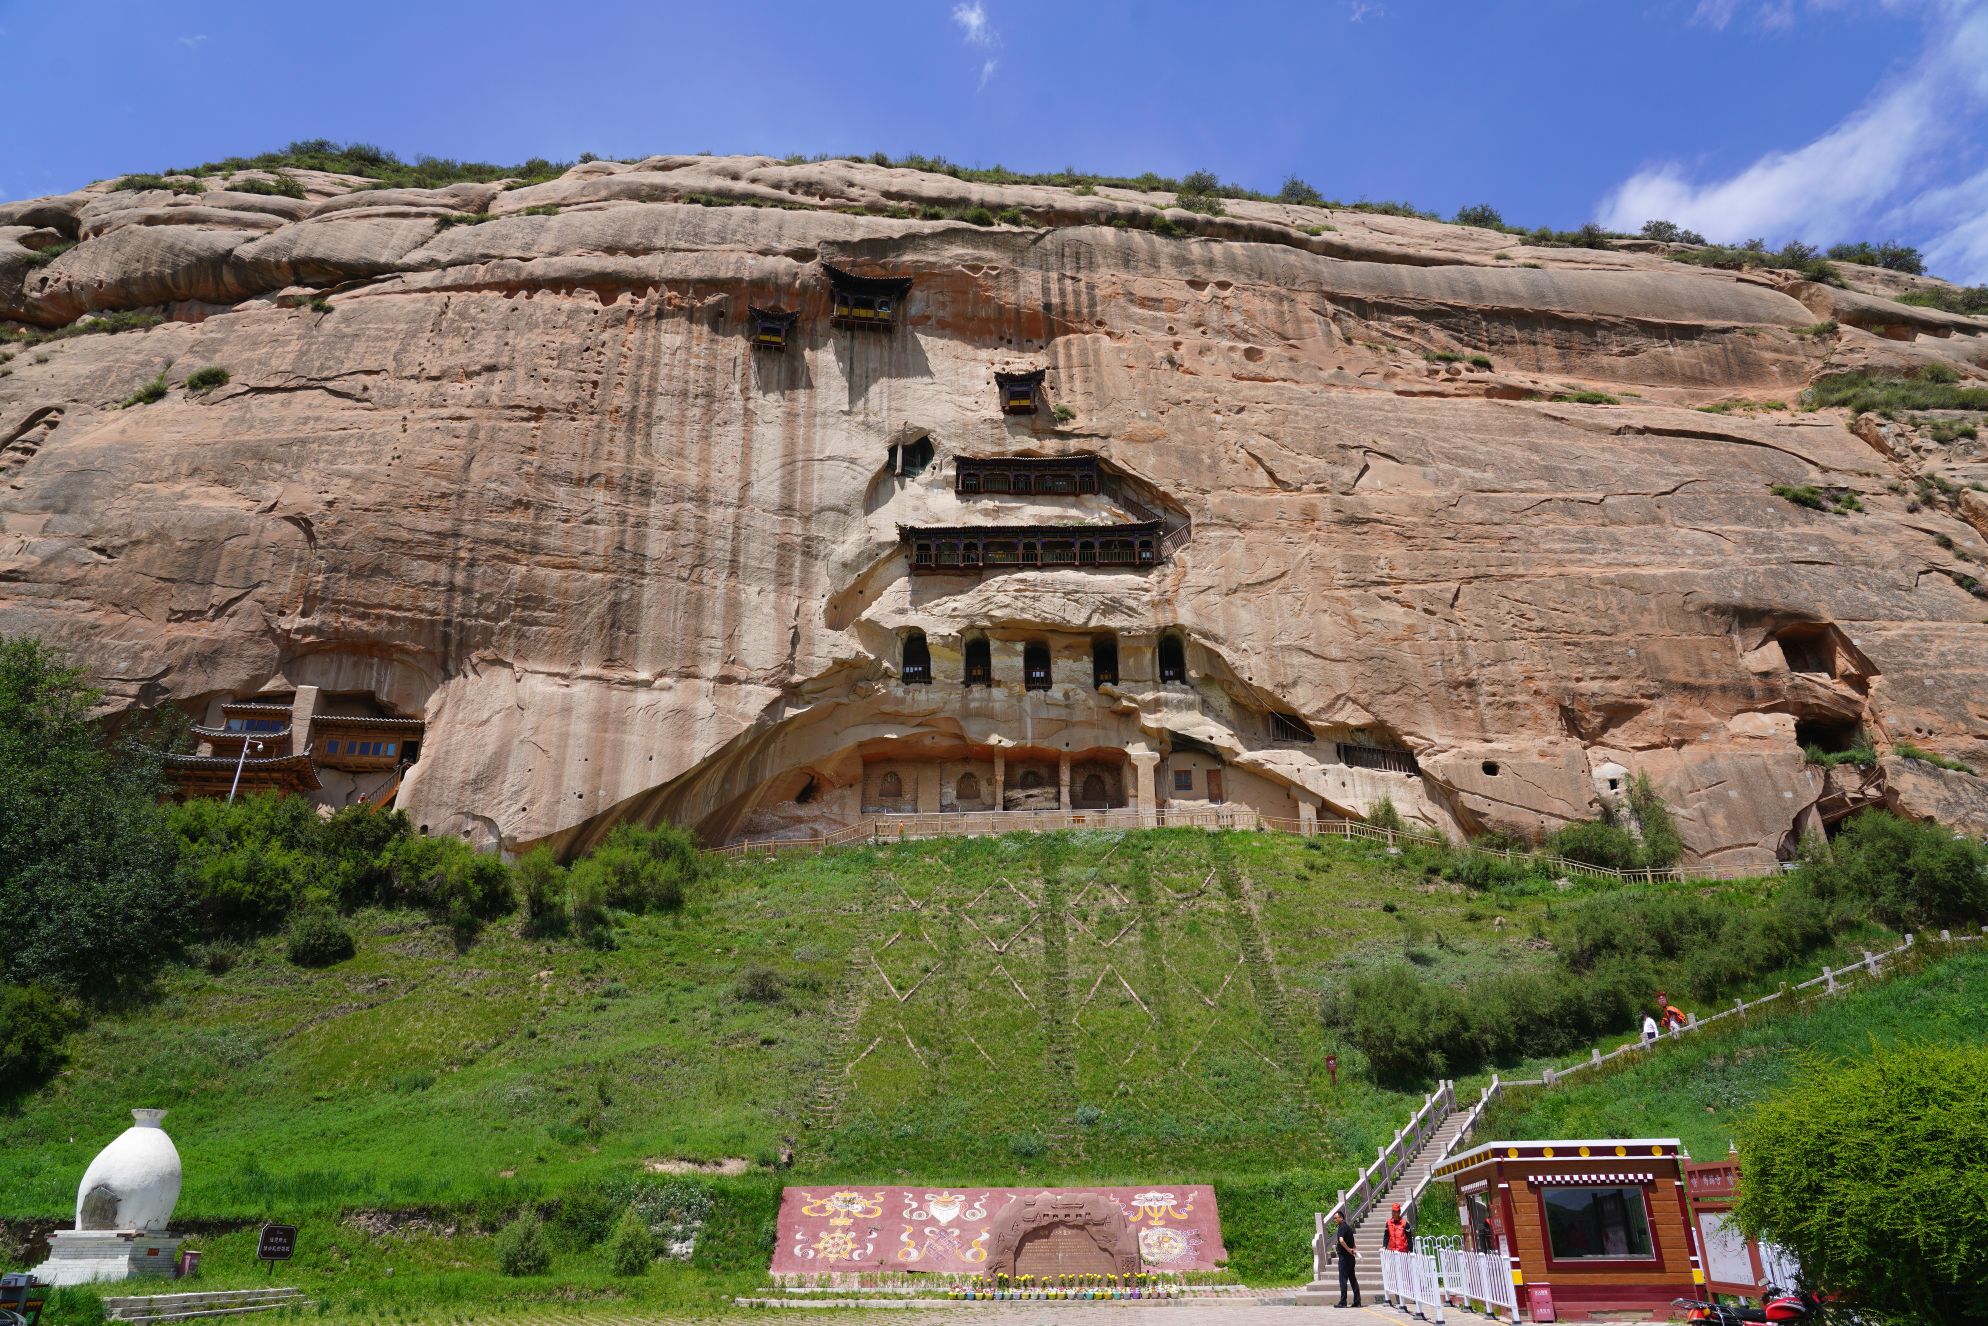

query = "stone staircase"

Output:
[[104, 1288, 307, 1323], [1293, 1107, 1474, 1305]]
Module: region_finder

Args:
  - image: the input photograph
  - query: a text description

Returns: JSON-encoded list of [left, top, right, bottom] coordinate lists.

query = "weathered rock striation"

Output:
[[4, 155, 1987, 866]]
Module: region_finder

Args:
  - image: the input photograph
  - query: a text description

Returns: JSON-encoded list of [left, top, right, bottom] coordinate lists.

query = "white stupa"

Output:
[[32, 1109, 185, 1285]]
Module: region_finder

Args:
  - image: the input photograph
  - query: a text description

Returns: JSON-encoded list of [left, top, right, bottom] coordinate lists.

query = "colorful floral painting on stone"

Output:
[[768, 1185, 1226, 1275]]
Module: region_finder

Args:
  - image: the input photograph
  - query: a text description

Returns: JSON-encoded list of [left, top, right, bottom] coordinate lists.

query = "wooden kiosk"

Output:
[[1685, 1152, 1800, 1299], [1433, 1138, 1705, 1322]]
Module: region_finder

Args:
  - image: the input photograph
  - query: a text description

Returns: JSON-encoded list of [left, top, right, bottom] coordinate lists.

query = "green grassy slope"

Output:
[[1478, 947, 1988, 1158], [0, 826, 1921, 1312]]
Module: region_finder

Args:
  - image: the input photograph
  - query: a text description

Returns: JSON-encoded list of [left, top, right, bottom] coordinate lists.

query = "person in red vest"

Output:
[[1384, 1204, 1411, 1253], [1656, 990, 1688, 1031]]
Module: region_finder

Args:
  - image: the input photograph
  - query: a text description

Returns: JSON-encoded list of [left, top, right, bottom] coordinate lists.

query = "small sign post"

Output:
[[255, 1223, 297, 1274]]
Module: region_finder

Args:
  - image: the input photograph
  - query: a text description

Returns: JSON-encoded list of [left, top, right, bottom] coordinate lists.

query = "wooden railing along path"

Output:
[[717, 806, 1770, 884]]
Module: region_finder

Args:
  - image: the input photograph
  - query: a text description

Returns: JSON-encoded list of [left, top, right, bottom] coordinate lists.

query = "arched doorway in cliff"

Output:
[[901, 630, 931, 684], [1091, 633, 1119, 688], [1158, 633, 1187, 685]]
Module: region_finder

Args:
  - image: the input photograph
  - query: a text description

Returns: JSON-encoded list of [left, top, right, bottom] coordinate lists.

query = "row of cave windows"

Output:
[[873, 769, 1115, 802], [901, 633, 1187, 689]]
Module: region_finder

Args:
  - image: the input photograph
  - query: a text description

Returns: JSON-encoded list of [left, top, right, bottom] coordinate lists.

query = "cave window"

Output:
[[879, 770, 903, 799], [899, 434, 934, 477], [964, 636, 992, 686], [1173, 769, 1194, 792], [1608, 776, 1621, 791], [1092, 634, 1119, 688], [902, 630, 931, 684], [1080, 773, 1107, 803], [1023, 641, 1052, 690], [1779, 631, 1834, 676], [1482, 761, 1501, 777], [1796, 716, 1864, 755], [1269, 712, 1315, 743], [1158, 634, 1187, 684], [795, 775, 818, 805], [957, 772, 981, 803]]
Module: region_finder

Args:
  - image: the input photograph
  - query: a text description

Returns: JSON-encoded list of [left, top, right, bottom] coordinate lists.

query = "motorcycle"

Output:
[[1673, 1287, 1824, 1324]]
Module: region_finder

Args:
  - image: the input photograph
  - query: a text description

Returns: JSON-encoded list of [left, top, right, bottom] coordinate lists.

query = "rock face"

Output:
[[4, 155, 1987, 867]]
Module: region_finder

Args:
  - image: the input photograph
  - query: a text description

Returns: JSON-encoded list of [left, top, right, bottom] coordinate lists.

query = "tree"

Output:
[[1277, 175, 1324, 206], [0, 636, 186, 998], [1640, 219, 1707, 245], [1734, 1044, 1987, 1323], [1453, 203, 1504, 230]]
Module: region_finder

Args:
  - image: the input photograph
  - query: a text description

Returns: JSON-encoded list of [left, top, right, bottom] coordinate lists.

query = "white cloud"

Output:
[[1598, 0, 1988, 281], [176, 33, 208, 48], [952, 2, 992, 45], [951, 2, 999, 90], [1347, 1, 1383, 19]]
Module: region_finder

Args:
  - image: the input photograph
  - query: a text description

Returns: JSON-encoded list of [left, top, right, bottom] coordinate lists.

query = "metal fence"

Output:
[[1382, 1248, 1448, 1322], [1437, 1248, 1519, 1320]]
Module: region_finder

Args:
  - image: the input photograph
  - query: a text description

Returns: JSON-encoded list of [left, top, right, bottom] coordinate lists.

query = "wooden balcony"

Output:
[[901, 521, 1161, 576]]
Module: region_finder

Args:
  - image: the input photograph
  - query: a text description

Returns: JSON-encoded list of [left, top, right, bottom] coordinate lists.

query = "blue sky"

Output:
[[3, 0, 1985, 281]]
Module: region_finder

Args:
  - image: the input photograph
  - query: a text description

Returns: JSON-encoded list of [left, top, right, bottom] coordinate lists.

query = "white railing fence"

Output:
[[1438, 1249, 1519, 1320], [1382, 1248, 1449, 1322], [1313, 1079, 1456, 1279]]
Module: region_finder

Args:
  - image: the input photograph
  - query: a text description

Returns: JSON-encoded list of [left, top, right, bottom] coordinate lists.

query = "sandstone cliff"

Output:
[[4, 155, 1986, 866]]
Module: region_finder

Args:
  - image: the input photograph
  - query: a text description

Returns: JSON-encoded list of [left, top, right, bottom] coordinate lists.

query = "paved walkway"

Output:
[[720, 1307, 1406, 1324]]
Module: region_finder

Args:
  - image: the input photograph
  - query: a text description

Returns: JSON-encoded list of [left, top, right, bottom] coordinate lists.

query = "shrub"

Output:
[[566, 823, 702, 914], [1823, 239, 1925, 274], [1733, 1044, 1986, 1321], [113, 174, 205, 195], [1365, 796, 1405, 832], [1802, 371, 1988, 416], [961, 206, 995, 226], [0, 311, 162, 350], [1896, 285, 1988, 315], [0, 983, 78, 1084], [520, 204, 560, 217], [1006, 1131, 1046, 1159], [434, 212, 495, 230], [316, 806, 410, 908], [1424, 350, 1465, 363], [570, 875, 613, 949], [1467, 354, 1493, 369], [553, 1191, 617, 1247], [1544, 819, 1642, 871], [226, 174, 306, 199], [170, 793, 324, 932], [1051, 403, 1075, 422], [1626, 775, 1682, 869], [1892, 742, 1975, 774], [183, 366, 230, 393], [1276, 175, 1323, 206], [495, 1211, 553, 1276], [1820, 810, 1988, 930], [1671, 242, 1840, 285], [514, 847, 568, 937], [1549, 390, 1620, 405], [607, 1205, 656, 1275], [304, 296, 333, 314], [1453, 203, 1504, 230], [1796, 319, 1837, 337], [734, 965, 784, 1003], [1639, 219, 1706, 244], [120, 375, 168, 408], [1150, 214, 1186, 238], [381, 834, 514, 921], [0, 636, 185, 999], [22, 241, 75, 268], [286, 911, 355, 967]]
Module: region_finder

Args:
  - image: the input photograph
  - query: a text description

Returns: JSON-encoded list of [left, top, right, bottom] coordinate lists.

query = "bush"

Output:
[[113, 174, 205, 195], [570, 875, 613, 949], [1051, 403, 1076, 422], [566, 823, 702, 914], [225, 173, 306, 199], [381, 834, 513, 922], [285, 911, 355, 967], [120, 375, 168, 408], [1276, 175, 1323, 206], [1819, 811, 1988, 930], [1640, 219, 1707, 244], [1626, 775, 1683, 869], [553, 1191, 616, 1247], [1, 636, 186, 999], [184, 366, 230, 393], [1802, 371, 1988, 416], [1453, 203, 1504, 230], [1824, 239, 1925, 274], [514, 848, 568, 937], [1733, 1044, 1985, 1320], [1544, 819, 1642, 870], [1365, 796, 1405, 832], [170, 793, 323, 932], [1549, 390, 1620, 405], [1671, 241, 1840, 285], [434, 212, 495, 230], [1896, 285, 1988, 315], [0, 983, 78, 1084], [606, 1205, 656, 1275], [1150, 214, 1186, 238], [495, 1211, 553, 1276], [961, 206, 995, 226], [734, 965, 784, 1003]]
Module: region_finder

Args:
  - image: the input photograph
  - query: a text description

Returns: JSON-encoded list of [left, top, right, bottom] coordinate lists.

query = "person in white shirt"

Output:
[[1641, 1014, 1660, 1044]]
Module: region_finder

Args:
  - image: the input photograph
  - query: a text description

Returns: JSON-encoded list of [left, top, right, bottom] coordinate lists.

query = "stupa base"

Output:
[[30, 1229, 183, 1285]]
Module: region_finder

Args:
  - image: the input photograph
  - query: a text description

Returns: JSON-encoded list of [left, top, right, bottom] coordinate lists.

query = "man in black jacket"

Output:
[[1336, 1212, 1360, 1307]]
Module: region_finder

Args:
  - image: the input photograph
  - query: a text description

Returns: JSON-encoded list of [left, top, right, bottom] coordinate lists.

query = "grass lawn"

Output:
[[1, 827, 1934, 1319]]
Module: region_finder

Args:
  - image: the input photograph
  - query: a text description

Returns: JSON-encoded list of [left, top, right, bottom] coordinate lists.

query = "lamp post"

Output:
[[226, 737, 266, 804]]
